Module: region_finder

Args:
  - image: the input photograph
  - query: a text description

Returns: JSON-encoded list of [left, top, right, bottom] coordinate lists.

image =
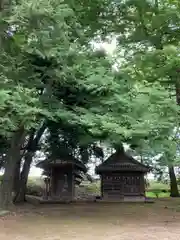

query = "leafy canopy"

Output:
[[0, 0, 179, 158]]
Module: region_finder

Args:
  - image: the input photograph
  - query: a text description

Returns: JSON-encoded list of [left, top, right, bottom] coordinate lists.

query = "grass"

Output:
[[146, 191, 170, 198], [146, 180, 170, 198]]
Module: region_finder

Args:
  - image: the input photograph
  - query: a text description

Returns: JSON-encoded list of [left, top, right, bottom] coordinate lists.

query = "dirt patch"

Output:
[[0, 199, 180, 240]]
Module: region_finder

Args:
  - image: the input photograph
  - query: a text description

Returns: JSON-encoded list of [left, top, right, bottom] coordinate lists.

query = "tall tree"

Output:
[[107, 0, 180, 196], [14, 122, 47, 203], [0, 0, 179, 209], [0, 0, 89, 208]]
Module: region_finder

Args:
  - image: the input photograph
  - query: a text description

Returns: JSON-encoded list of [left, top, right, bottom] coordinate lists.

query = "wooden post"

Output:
[[43, 178, 48, 200], [100, 175, 103, 198], [71, 166, 75, 201], [141, 174, 145, 197], [50, 168, 53, 199]]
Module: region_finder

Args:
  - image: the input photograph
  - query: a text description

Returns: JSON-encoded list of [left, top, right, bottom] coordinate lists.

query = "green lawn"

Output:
[[146, 180, 170, 198], [146, 191, 170, 198]]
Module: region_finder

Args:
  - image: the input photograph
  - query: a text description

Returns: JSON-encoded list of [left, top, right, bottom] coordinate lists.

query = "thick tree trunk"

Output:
[[0, 157, 4, 171], [0, 127, 26, 209], [14, 122, 47, 203], [14, 152, 33, 203], [13, 159, 21, 194], [168, 166, 179, 197]]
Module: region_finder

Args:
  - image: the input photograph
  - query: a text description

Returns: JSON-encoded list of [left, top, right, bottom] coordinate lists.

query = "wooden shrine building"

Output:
[[95, 148, 150, 201], [36, 157, 87, 201]]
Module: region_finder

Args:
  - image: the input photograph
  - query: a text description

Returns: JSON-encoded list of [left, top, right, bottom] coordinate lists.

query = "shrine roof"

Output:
[[95, 149, 150, 174], [36, 157, 87, 172]]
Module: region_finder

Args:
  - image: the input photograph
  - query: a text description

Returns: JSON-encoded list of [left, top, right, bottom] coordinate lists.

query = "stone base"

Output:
[[96, 196, 154, 203], [124, 196, 145, 202]]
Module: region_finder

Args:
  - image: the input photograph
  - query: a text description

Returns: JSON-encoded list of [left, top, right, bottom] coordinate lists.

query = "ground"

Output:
[[1, 199, 180, 240]]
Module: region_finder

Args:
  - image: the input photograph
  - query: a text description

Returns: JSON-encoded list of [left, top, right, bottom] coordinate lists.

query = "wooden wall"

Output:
[[101, 172, 145, 199]]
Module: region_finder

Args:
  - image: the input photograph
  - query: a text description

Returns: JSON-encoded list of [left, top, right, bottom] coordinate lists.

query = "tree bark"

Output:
[[0, 155, 5, 171], [14, 122, 47, 203], [0, 127, 26, 209], [14, 152, 33, 203], [168, 165, 179, 197], [13, 159, 21, 194]]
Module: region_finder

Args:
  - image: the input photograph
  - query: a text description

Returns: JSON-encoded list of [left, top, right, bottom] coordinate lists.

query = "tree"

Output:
[[106, 0, 180, 196], [0, 0, 179, 209], [0, 0, 91, 208], [0, 0, 120, 208], [14, 122, 47, 203], [0, 0, 115, 206]]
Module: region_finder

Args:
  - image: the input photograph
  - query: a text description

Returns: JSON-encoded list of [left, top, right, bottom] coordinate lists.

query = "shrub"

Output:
[[26, 183, 44, 196], [146, 188, 170, 198], [85, 183, 100, 194], [26, 177, 44, 197]]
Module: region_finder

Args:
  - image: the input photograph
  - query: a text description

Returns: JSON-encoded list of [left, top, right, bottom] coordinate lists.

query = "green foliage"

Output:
[[105, 0, 180, 169], [0, 0, 77, 135], [0, 0, 111, 139], [146, 191, 170, 198], [81, 182, 100, 195], [0, 0, 179, 172], [148, 181, 169, 190], [145, 181, 179, 198], [112, 0, 180, 47], [26, 177, 44, 196]]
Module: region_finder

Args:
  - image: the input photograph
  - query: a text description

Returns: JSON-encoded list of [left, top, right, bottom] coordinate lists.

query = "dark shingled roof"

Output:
[[95, 150, 150, 174], [36, 157, 87, 172]]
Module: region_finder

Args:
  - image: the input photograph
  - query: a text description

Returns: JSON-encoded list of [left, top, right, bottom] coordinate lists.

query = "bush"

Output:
[[146, 188, 170, 198], [26, 177, 44, 197], [148, 181, 169, 190], [26, 183, 44, 196], [85, 182, 100, 195]]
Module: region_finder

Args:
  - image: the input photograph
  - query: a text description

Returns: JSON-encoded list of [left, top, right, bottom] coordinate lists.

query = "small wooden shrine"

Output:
[[36, 157, 87, 201], [95, 147, 150, 201]]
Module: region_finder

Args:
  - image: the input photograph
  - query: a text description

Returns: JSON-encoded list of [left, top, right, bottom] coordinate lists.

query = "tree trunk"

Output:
[[0, 156, 5, 171], [14, 122, 47, 203], [0, 127, 26, 209], [14, 152, 33, 203], [13, 159, 21, 194], [168, 165, 179, 197]]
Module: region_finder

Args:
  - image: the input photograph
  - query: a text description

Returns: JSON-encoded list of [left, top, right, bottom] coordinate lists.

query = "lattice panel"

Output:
[[102, 174, 142, 195]]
